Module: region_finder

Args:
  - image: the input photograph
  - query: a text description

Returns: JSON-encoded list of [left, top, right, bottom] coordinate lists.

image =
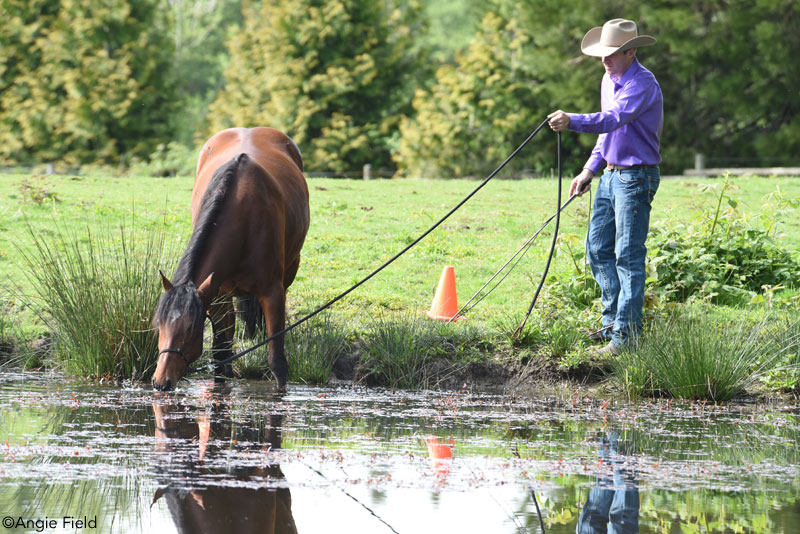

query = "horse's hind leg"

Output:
[[209, 295, 235, 377], [259, 286, 288, 390]]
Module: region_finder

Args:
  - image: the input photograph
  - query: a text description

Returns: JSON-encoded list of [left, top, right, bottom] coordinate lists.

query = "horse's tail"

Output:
[[237, 295, 264, 339]]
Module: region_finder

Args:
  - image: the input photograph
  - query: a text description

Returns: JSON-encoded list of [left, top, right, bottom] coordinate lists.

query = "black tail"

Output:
[[237, 295, 264, 338]]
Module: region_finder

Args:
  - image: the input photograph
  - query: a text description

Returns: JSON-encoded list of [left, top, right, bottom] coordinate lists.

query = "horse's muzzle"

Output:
[[152, 378, 173, 392]]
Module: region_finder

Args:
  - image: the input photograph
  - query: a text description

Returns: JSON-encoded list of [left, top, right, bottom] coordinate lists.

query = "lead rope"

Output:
[[189, 117, 554, 374], [448, 193, 578, 323], [512, 131, 563, 340]]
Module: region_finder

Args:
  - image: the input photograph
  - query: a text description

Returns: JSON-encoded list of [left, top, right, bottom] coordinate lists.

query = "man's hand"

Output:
[[569, 169, 594, 197], [547, 110, 570, 132]]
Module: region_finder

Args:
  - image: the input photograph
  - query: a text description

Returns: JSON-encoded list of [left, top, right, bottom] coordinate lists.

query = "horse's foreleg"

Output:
[[209, 295, 235, 377], [259, 286, 288, 390]]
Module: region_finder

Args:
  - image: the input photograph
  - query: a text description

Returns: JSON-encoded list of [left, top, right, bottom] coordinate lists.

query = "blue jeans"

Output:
[[576, 434, 639, 534], [586, 167, 660, 347]]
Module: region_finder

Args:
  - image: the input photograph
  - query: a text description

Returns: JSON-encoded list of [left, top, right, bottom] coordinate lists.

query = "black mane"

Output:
[[172, 154, 247, 285], [152, 281, 205, 332]]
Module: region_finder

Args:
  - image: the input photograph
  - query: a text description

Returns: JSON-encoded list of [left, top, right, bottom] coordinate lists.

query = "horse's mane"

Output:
[[153, 154, 245, 330], [172, 153, 247, 285], [152, 281, 205, 331]]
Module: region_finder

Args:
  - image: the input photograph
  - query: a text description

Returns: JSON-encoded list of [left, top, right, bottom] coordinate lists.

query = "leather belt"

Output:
[[606, 163, 657, 170]]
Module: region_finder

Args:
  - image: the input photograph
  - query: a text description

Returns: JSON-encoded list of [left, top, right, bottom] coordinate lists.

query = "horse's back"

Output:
[[193, 127, 307, 219]]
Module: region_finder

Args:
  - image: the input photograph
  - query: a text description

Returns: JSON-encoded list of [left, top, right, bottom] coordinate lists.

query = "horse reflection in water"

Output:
[[152, 382, 297, 534]]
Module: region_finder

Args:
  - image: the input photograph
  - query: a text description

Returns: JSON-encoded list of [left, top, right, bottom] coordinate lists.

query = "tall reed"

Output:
[[21, 220, 177, 380], [612, 311, 799, 401], [0, 291, 15, 359], [359, 314, 438, 389]]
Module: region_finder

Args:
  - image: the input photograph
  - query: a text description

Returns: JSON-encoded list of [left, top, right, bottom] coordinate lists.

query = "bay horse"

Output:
[[152, 127, 309, 391]]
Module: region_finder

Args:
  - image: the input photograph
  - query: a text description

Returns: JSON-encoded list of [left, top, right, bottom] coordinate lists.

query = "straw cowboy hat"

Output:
[[581, 19, 656, 57]]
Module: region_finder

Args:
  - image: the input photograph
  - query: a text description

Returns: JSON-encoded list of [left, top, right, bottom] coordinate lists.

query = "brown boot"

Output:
[[593, 342, 620, 356]]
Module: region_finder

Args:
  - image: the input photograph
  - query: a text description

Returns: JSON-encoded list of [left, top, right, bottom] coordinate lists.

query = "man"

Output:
[[548, 19, 662, 355]]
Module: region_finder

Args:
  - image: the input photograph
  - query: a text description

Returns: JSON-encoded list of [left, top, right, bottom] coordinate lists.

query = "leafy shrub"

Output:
[[648, 176, 799, 305], [129, 142, 196, 177], [17, 176, 59, 204]]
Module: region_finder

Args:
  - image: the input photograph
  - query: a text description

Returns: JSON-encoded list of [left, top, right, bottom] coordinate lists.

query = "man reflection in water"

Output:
[[577, 432, 639, 534], [152, 384, 297, 534]]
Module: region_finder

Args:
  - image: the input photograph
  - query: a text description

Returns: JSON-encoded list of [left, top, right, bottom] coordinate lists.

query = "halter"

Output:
[[157, 312, 217, 367]]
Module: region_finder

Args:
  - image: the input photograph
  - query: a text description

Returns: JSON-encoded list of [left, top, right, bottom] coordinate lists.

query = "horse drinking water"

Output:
[[152, 127, 309, 391]]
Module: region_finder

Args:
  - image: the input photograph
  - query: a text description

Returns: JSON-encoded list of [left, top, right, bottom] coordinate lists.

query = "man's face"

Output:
[[602, 48, 636, 77]]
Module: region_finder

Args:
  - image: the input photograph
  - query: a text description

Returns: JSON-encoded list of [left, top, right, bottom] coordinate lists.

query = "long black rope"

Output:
[[191, 117, 553, 374], [531, 488, 547, 532], [448, 193, 578, 323], [512, 132, 563, 339]]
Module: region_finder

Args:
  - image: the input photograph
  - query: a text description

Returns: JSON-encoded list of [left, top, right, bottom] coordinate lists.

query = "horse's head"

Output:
[[152, 271, 214, 391]]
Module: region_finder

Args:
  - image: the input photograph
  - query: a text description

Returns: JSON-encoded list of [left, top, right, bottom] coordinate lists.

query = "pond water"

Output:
[[0, 372, 798, 533]]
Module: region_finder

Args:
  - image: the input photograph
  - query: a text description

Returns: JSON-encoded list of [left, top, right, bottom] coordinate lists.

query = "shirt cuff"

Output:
[[567, 113, 586, 132], [585, 158, 605, 176]]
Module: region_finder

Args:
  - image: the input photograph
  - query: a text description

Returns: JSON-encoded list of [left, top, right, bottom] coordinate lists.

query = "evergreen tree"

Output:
[[208, 0, 427, 173], [164, 0, 242, 146], [0, 0, 176, 165], [394, 10, 544, 178]]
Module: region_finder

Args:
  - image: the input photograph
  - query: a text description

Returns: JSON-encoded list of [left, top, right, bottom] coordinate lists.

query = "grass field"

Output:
[[2, 172, 798, 325], [1, 171, 798, 393]]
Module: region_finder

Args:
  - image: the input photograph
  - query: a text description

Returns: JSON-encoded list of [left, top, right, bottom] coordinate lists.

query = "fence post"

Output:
[[363, 163, 371, 181], [694, 153, 706, 172]]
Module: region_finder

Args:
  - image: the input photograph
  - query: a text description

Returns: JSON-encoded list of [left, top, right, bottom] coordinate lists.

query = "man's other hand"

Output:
[[569, 169, 594, 197]]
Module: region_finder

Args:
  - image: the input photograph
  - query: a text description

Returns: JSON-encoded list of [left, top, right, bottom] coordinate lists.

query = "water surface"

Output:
[[0, 372, 797, 532]]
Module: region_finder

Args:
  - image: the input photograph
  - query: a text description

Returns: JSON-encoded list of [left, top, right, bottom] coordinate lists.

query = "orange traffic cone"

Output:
[[427, 265, 464, 321], [425, 435, 455, 459], [425, 435, 455, 483]]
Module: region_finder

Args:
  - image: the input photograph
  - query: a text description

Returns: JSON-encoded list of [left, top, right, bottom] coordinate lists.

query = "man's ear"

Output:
[[159, 270, 173, 292]]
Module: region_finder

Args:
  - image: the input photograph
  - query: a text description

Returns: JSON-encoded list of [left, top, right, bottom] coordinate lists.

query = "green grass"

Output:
[[611, 309, 800, 401], [0, 171, 798, 389]]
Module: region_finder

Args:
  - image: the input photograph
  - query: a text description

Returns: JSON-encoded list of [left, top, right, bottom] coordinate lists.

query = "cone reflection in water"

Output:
[[426, 265, 464, 321], [425, 435, 454, 484]]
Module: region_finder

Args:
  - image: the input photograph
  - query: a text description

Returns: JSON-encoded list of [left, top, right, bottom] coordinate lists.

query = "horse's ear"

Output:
[[197, 272, 215, 305], [151, 486, 166, 507], [159, 270, 173, 292]]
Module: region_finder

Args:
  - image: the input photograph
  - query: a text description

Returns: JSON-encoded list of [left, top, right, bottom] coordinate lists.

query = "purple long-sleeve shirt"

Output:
[[568, 58, 663, 175]]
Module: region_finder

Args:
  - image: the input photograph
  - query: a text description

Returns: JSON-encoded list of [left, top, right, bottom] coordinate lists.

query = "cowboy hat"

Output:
[[581, 19, 656, 57]]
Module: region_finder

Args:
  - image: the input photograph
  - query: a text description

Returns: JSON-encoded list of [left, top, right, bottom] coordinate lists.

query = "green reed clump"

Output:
[[759, 317, 800, 392], [429, 320, 493, 364], [232, 312, 349, 385], [21, 221, 176, 380], [0, 292, 16, 360], [287, 313, 348, 384], [493, 312, 545, 348], [359, 314, 439, 389], [612, 311, 799, 401]]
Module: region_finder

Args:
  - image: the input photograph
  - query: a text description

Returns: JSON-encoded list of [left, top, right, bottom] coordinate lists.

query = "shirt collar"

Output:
[[611, 57, 641, 88]]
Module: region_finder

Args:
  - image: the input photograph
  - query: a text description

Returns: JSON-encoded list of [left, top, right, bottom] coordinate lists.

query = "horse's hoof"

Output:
[[213, 363, 233, 378]]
